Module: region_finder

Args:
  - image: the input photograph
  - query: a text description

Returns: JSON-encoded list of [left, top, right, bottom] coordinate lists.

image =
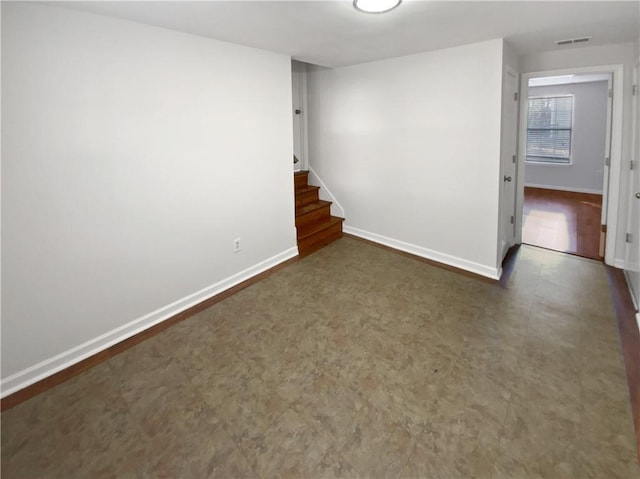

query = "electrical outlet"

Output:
[[233, 237, 241, 253]]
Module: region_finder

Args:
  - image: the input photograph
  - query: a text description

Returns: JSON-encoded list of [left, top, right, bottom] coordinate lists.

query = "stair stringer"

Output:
[[308, 166, 345, 219]]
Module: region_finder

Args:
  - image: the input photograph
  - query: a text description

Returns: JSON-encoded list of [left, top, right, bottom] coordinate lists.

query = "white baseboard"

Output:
[[623, 269, 639, 310], [613, 258, 626, 269], [308, 167, 345, 219], [344, 225, 501, 280], [1, 247, 299, 398], [524, 183, 603, 195], [636, 312, 640, 334]]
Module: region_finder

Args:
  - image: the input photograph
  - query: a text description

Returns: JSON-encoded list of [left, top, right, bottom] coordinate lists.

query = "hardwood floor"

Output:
[[522, 186, 603, 260]]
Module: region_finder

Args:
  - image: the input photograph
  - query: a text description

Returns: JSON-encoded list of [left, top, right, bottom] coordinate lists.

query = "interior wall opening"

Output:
[[519, 72, 613, 261]]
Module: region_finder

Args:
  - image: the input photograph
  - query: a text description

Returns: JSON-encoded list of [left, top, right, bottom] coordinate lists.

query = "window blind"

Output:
[[526, 95, 573, 164]]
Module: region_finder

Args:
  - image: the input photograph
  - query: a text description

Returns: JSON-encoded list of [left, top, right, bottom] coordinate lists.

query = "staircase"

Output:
[[294, 171, 344, 256]]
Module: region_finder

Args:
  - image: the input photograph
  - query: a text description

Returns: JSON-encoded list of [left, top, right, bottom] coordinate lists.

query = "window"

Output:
[[526, 95, 573, 164]]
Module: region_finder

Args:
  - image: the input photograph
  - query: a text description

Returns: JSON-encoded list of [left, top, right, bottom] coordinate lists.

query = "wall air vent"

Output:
[[555, 36, 591, 46]]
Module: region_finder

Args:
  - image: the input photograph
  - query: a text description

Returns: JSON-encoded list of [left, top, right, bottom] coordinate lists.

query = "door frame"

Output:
[[499, 64, 520, 261], [623, 58, 640, 309], [291, 60, 309, 171], [515, 64, 624, 266], [599, 73, 614, 257]]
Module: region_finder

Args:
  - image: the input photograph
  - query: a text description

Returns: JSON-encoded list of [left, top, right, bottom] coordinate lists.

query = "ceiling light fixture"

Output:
[[353, 0, 402, 14]]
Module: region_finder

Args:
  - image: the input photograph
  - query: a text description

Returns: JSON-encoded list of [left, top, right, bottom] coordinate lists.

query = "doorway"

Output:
[[521, 73, 610, 260], [515, 65, 624, 265], [522, 187, 603, 259]]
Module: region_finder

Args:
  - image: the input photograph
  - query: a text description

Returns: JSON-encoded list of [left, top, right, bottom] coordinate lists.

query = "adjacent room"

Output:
[[522, 73, 610, 260], [2, 1, 639, 477]]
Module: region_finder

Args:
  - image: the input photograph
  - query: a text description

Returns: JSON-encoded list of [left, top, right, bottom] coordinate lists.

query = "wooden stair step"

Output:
[[295, 200, 331, 217], [292, 170, 343, 256], [295, 200, 331, 228], [297, 216, 344, 239], [297, 216, 344, 254], [295, 185, 320, 195], [294, 170, 309, 190], [295, 185, 320, 207]]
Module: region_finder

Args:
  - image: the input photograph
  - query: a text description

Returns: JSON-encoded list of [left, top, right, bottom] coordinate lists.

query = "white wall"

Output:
[[1, 3, 296, 392], [503, 40, 520, 74], [307, 39, 505, 278], [520, 42, 636, 266], [524, 81, 608, 193]]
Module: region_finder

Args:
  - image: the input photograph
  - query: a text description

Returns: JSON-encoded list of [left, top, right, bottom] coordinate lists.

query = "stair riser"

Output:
[[295, 190, 320, 208], [293, 171, 342, 255], [296, 216, 343, 240], [296, 205, 331, 229], [294, 172, 309, 190], [298, 224, 343, 253]]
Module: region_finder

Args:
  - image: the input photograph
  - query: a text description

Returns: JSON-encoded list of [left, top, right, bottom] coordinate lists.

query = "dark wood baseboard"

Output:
[[1, 255, 300, 412], [605, 266, 640, 461]]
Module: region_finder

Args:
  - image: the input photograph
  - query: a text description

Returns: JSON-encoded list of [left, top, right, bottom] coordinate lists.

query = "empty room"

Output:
[[522, 73, 610, 259], [2, 1, 640, 478]]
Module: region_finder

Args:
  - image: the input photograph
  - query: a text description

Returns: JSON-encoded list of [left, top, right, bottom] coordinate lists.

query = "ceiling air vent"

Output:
[[555, 36, 591, 46]]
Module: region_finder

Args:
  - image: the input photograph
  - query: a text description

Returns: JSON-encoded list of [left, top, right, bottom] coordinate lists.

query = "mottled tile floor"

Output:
[[2, 238, 639, 478]]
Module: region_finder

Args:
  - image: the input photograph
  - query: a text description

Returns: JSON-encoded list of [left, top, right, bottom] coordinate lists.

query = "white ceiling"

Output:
[[50, 1, 640, 67]]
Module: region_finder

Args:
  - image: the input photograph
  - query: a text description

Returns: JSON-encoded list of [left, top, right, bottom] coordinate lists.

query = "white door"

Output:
[[292, 61, 305, 171], [625, 63, 640, 308], [600, 74, 614, 256], [500, 66, 519, 260]]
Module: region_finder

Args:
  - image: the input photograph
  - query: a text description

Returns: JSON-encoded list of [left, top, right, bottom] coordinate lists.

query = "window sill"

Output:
[[525, 160, 573, 167]]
